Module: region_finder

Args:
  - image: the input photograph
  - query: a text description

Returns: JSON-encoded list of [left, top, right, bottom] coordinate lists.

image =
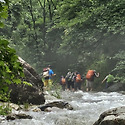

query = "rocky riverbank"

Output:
[[0, 91, 73, 123], [93, 106, 125, 125]]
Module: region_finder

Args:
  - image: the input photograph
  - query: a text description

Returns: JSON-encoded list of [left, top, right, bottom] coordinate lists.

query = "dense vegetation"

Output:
[[0, 0, 25, 115], [0, 0, 125, 90], [0, 0, 25, 101]]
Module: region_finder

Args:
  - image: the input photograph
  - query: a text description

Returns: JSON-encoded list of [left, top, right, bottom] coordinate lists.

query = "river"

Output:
[[1, 91, 125, 125]]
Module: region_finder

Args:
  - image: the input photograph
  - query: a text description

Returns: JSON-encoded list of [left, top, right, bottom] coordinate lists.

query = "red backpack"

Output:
[[86, 70, 94, 80], [76, 74, 82, 83]]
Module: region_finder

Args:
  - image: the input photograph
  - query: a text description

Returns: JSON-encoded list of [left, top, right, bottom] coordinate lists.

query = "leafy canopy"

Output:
[[0, 0, 24, 101]]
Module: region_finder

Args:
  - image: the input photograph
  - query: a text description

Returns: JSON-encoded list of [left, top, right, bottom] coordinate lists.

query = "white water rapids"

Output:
[[1, 91, 125, 125]]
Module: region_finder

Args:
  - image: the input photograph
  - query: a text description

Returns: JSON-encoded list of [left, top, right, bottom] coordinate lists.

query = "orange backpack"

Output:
[[76, 74, 81, 83], [61, 78, 66, 84], [86, 70, 94, 80]]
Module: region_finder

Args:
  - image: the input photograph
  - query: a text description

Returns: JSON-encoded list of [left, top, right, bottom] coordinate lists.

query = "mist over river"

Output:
[[1, 91, 125, 125]]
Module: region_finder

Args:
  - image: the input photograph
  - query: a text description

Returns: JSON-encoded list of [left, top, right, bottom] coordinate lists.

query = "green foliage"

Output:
[[50, 90, 61, 99], [23, 81, 32, 86], [112, 51, 125, 82], [0, 103, 12, 116], [0, 1, 8, 28], [1, 0, 125, 90], [0, 39, 24, 101], [0, 39, 24, 84], [0, 0, 25, 102], [23, 103, 30, 111], [49, 81, 62, 99], [114, 76, 125, 84], [50, 88, 62, 99]]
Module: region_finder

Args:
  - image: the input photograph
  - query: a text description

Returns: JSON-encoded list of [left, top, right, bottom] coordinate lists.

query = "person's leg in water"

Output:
[[74, 82, 77, 91], [105, 82, 108, 89], [62, 84, 66, 91], [86, 80, 93, 91], [105, 81, 112, 89], [67, 81, 70, 91], [86, 80, 89, 91], [43, 78, 49, 91], [48, 79, 53, 90], [78, 82, 82, 90], [71, 81, 75, 92], [89, 81, 93, 91]]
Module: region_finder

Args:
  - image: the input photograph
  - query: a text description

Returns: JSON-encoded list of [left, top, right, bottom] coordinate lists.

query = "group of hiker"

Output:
[[60, 70, 84, 91], [42, 65, 115, 92], [60, 69, 100, 92]]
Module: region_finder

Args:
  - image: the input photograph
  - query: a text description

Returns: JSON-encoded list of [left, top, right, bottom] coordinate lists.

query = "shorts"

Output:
[[86, 80, 93, 88]]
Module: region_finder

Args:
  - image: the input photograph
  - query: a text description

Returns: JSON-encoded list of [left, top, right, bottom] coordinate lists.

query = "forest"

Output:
[[0, 0, 125, 93]]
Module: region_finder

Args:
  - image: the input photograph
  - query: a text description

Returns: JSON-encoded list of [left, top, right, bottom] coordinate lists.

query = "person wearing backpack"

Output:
[[86, 70, 99, 91], [42, 65, 56, 89], [74, 72, 82, 91], [42, 67, 50, 87], [102, 73, 115, 89], [48, 65, 56, 88], [60, 75, 66, 91], [65, 70, 75, 91]]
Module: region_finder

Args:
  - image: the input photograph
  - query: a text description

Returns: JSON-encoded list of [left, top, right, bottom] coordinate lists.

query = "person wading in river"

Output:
[[86, 70, 99, 91], [48, 65, 56, 89], [74, 71, 82, 91], [102, 73, 115, 89], [65, 69, 75, 92], [42, 65, 56, 90], [60, 75, 66, 91]]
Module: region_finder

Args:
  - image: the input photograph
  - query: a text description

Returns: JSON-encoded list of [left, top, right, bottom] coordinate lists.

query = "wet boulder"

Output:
[[18, 57, 44, 88], [106, 83, 125, 92], [9, 84, 45, 105], [6, 113, 32, 120], [38, 101, 73, 111], [93, 106, 125, 125]]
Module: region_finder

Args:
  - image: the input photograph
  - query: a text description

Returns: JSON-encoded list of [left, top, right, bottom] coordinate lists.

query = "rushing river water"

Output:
[[1, 91, 125, 125]]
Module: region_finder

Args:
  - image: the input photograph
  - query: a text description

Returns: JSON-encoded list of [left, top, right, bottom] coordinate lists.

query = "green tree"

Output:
[[1, 0, 62, 73], [0, 0, 24, 101], [113, 51, 125, 83], [1, 0, 125, 89]]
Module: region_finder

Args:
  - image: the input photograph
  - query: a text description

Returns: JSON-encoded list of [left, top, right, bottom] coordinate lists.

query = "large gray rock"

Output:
[[38, 101, 73, 111], [18, 57, 44, 88], [103, 83, 125, 92], [6, 113, 32, 120], [93, 106, 125, 125], [9, 57, 45, 105], [9, 84, 45, 105]]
